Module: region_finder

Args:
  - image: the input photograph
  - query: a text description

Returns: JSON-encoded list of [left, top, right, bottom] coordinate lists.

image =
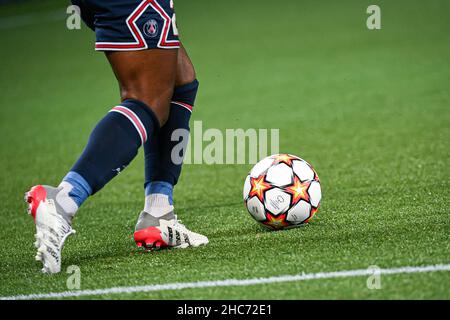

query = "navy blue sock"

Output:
[[68, 99, 159, 201], [144, 79, 199, 193]]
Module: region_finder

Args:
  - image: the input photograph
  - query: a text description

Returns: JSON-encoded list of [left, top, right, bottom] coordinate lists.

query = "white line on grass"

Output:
[[2, 264, 449, 300]]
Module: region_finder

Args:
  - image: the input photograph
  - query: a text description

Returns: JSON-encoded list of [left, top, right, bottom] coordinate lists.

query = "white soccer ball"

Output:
[[243, 154, 321, 230]]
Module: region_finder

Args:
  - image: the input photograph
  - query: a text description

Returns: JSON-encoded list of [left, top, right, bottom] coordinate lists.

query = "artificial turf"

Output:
[[0, 0, 449, 299]]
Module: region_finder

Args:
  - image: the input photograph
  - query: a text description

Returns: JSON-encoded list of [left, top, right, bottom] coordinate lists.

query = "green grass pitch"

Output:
[[0, 0, 449, 299]]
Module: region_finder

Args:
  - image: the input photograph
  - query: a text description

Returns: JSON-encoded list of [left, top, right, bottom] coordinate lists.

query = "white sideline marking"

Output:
[[1, 264, 449, 300]]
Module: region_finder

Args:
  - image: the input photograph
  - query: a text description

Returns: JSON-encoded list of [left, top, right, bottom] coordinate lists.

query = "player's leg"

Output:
[[105, 49, 177, 126], [25, 0, 179, 273], [134, 45, 208, 249], [25, 48, 177, 273], [143, 45, 197, 212], [66, 48, 177, 200]]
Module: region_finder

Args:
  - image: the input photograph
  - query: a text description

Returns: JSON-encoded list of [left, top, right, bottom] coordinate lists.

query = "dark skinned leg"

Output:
[[60, 48, 179, 200], [141, 44, 200, 218], [105, 48, 178, 127], [175, 44, 196, 86], [143, 44, 197, 182]]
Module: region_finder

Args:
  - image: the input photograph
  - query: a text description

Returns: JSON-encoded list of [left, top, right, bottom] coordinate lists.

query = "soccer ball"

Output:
[[243, 154, 321, 230]]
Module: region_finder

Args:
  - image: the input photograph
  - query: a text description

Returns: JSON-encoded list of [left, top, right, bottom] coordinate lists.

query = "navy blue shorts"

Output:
[[71, 0, 180, 51]]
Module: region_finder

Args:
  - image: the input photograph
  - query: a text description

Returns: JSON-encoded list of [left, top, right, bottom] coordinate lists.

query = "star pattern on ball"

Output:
[[285, 175, 310, 205], [272, 153, 298, 166], [312, 168, 320, 182], [305, 207, 319, 224], [263, 212, 290, 229], [248, 175, 272, 202]]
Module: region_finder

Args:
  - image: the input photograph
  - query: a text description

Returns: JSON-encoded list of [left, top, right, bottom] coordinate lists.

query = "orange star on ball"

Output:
[[248, 175, 272, 202], [264, 212, 290, 229], [273, 154, 298, 166], [285, 175, 310, 205]]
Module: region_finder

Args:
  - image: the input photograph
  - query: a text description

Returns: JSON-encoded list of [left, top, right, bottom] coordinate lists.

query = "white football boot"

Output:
[[24, 185, 75, 274], [134, 211, 209, 250]]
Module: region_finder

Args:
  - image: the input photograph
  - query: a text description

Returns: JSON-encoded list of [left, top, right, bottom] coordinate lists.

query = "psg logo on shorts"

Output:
[[143, 19, 159, 38]]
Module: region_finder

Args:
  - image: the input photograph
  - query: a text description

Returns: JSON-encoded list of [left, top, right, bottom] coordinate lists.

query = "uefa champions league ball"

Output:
[[243, 154, 322, 230]]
